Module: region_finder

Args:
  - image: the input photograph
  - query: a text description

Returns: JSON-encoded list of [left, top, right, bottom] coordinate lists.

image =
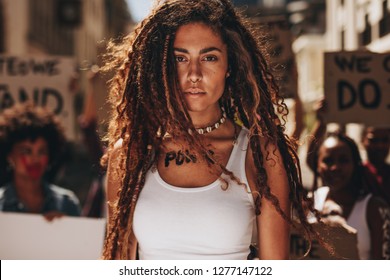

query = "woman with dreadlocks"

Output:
[[102, 0, 317, 260]]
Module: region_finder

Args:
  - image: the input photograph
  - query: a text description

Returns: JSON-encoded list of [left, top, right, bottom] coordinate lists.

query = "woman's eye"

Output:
[[322, 158, 333, 166], [19, 148, 32, 155], [38, 149, 49, 156], [339, 157, 351, 164], [203, 56, 217, 62], [175, 56, 186, 62]]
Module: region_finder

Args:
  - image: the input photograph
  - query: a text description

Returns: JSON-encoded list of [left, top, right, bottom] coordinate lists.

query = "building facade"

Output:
[[326, 0, 390, 52], [1, 0, 131, 57], [0, 0, 132, 135]]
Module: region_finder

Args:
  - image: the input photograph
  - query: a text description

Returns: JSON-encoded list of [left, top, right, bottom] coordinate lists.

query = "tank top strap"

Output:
[[224, 127, 251, 193], [225, 127, 249, 170], [238, 127, 250, 151]]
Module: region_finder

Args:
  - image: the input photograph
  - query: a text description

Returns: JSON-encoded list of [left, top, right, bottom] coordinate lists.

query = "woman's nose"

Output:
[[187, 61, 202, 83], [31, 153, 45, 163], [329, 162, 340, 171]]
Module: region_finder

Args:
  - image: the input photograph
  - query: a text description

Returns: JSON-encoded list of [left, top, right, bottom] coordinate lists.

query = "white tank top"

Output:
[[314, 187, 372, 259], [347, 194, 372, 260], [133, 128, 255, 260]]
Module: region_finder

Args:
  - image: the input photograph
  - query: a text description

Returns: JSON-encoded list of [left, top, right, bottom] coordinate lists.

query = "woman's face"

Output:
[[173, 22, 229, 114], [317, 137, 355, 191], [362, 128, 390, 165], [8, 137, 49, 181]]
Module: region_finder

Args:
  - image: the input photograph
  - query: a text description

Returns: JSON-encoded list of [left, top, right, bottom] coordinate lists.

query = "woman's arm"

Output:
[[246, 137, 291, 259], [367, 196, 390, 259], [105, 141, 138, 259]]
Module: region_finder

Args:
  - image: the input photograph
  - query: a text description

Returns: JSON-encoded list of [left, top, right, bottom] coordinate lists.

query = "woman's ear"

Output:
[[7, 157, 15, 169], [226, 71, 230, 78]]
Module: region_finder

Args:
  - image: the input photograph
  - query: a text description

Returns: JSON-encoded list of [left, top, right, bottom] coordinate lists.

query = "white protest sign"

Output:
[[324, 51, 390, 126], [0, 55, 76, 138], [0, 212, 106, 259]]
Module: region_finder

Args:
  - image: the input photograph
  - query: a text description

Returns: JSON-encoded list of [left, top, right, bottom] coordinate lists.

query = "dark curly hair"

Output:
[[102, 0, 322, 259], [0, 103, 66, 184]]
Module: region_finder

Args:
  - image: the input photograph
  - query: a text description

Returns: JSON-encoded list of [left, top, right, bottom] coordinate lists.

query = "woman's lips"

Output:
[[185, 87, 205, 93], [325, 173, 347, 186], [184, 91, 206, 100], [185, 91, 205, 94], [26, 164, 45, 179], [184, 88, 206, 98]]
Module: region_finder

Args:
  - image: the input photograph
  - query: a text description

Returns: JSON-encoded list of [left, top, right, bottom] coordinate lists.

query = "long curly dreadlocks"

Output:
[[102, 0, 320, 259]]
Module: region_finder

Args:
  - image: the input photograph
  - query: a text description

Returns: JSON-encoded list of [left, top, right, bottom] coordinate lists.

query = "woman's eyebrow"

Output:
[[173, 47, 222, 54]]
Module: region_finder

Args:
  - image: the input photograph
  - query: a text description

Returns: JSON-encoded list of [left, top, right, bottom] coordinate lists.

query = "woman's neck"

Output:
[[189, 107, 222, 128], [13, 175, 43, 195], [327, 187, 355, 205], [12, 176, 44, 213]]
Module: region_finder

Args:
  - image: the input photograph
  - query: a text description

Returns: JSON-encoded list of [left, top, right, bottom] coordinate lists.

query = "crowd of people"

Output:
[[0, 0, 389, 260]]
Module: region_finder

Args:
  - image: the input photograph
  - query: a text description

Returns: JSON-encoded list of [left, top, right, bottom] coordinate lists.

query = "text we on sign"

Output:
[[324, 51, 390, 127]]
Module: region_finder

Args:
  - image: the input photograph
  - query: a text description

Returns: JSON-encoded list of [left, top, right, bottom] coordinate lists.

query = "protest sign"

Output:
[[324, 51, 390, 126], [290, 222, 360, 260], [0, 55, 76, 138], [0, 212, 105, 259]]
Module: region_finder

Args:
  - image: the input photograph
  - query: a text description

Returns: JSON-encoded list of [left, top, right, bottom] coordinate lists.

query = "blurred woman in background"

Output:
[[311, 131, 390, 259], [0, 103, 81, 220]]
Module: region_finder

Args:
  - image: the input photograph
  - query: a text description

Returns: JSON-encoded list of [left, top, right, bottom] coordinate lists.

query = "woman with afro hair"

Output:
[[0, 103, 81, 220]]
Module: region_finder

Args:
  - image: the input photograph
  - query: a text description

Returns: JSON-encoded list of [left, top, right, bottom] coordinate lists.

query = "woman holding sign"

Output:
[[311, 130, 390, 259], [0, 103, 81, 220], [102, 0, 320, 260]]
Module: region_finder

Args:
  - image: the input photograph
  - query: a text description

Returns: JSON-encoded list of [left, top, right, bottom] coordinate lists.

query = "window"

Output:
[[359, 14, 371, 46], [379, 0, 390, 37], [0, 2, 4, 53], [28, 0, 74, 55]]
